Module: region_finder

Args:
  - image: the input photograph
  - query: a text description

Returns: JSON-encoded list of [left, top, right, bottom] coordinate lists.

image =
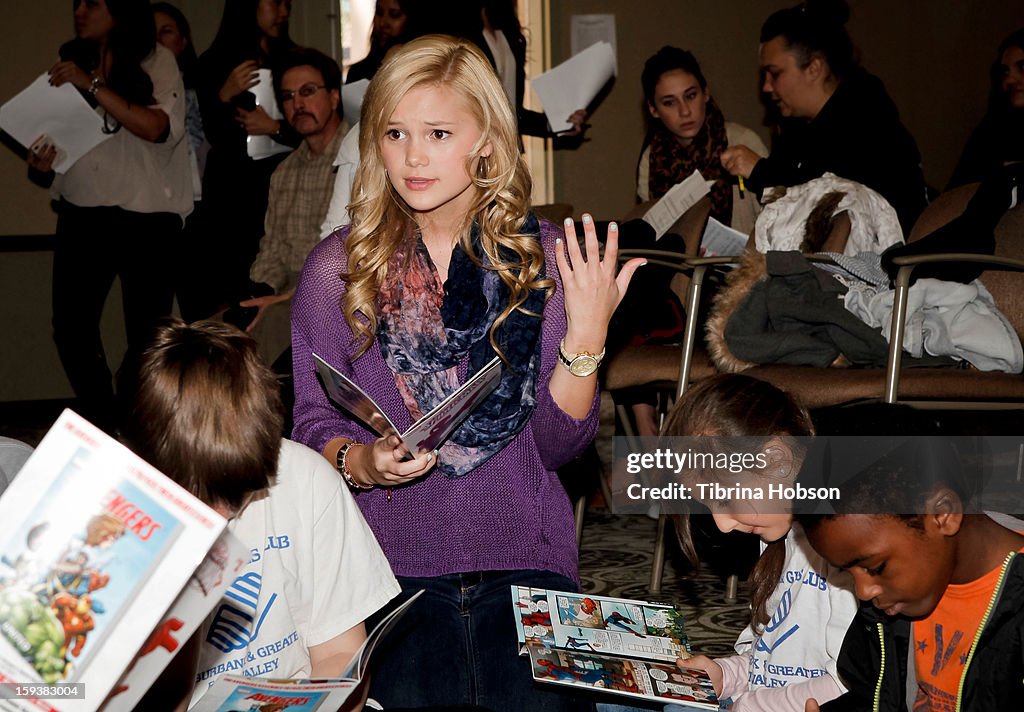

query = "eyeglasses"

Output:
[[280, 83, 327, 104]]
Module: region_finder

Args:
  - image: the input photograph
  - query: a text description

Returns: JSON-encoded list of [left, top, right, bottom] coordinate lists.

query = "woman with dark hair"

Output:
[[197, 0, 298, 310], [476, 0, 587, 138], [721, 0, 927, 234], [25, 0, 191, 433], [948, 28, 1024, 188], [345, 0, 409, 84], [638, 46, 768, 234], [152, 2, 212, 322]]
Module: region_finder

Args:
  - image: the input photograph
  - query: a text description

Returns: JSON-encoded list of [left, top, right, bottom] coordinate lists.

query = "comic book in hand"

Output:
[[312, 353, 501, 455], [102, 530, 250, 711], [190, 590, 424, 711], [0, 410, 229, 712], [188, 676, 358, 712], [512, 586, 691, 661], [527, 647, 720, 709], [512, 586, 718, 707]]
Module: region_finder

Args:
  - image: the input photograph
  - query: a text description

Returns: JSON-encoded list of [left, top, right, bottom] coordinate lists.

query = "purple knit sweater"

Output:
[[290, 219, 598, 583]]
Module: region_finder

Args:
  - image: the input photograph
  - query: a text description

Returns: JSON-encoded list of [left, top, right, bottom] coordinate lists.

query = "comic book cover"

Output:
[[526, 648, 719, 709], [512, 586, 689, 662], [103, 531, 249, 711], [0, 410, 227, 712], [312, 353, 501, 455], [190, 591, 423, 710], [190, 676, 358, 712]]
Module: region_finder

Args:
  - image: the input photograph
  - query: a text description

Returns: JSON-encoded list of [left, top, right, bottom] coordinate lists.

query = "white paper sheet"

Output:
[[0, 73, 112, 173], [529, 41, 616, 133], [341, 78, 369, 126], [246, 68, 290, 160], [700, 216, 748, 256], [642, 170, 715, 240]]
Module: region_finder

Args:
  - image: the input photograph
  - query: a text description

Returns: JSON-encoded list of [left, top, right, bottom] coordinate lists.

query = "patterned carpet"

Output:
[[577, 507, 751, 659]]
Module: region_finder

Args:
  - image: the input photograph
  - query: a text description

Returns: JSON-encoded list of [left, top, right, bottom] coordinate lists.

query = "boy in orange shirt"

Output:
[[795, 437, 1024, 712]]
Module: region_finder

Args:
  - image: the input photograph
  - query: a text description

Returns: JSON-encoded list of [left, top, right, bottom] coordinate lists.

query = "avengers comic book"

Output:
[[0, 410, 227, 711]]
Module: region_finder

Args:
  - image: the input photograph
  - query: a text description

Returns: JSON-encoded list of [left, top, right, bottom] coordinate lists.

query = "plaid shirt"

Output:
[[250, 124, 348, 292]]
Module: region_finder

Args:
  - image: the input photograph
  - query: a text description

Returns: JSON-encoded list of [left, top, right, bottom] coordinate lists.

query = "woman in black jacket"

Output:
[[197, 0, 298, 308], [721, 0, 927, 235]]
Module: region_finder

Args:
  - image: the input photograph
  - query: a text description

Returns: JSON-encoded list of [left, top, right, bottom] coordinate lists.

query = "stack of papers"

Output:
[[530, 41, 616, 133], [0, 74, 112, 173]]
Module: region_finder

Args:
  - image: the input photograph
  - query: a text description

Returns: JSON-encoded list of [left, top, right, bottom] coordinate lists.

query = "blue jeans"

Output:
[[366, 569, 594, 712]]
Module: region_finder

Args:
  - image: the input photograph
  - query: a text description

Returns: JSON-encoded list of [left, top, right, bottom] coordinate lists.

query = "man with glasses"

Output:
[[238, 47, 349, 368]]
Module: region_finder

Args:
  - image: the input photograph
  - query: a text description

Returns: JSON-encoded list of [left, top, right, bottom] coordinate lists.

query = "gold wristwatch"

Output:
[[557, 339, 605, 377]]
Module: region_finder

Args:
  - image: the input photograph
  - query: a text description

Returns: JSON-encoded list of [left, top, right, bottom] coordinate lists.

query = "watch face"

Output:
[[569, 355, 599, 377]]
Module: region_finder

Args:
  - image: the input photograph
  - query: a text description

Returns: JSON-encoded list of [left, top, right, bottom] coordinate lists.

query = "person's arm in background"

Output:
[[47, 57, 170, 142]]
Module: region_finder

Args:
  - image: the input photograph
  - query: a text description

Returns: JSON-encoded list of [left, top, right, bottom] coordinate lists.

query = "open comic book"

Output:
[[191, 591, 423, 711], [0, 410, 231, 712], [512, 586, 720, 709], [312, 353, 501, 455]]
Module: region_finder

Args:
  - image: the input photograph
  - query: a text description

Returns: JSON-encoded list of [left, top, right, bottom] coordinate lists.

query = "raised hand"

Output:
[[554, 213, 645, 355], [219, 60, 260, 103]]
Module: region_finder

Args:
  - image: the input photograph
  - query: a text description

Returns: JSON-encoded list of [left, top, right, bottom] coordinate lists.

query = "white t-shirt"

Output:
[[319, 120, 361, 238], [717, 523, 857, 709], [52, 44, 193, 217], [190, 439, 399, 705]]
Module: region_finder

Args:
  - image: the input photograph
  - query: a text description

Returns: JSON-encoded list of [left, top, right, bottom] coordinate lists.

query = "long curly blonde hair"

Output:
[[344, 35, 552, 357]]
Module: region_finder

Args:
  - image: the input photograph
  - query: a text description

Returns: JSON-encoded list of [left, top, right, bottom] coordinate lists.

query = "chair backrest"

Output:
[[908, 183, 1024, 339]]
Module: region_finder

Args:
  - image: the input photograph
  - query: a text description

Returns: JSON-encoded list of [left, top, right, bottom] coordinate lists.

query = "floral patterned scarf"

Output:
[[648, 97, 732, 224], [376, 215, 545, 478]]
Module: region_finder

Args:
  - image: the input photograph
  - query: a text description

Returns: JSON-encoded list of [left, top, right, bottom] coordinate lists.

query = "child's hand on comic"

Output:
[[682, 655, 723, 695], [805, 698, 821, 712]]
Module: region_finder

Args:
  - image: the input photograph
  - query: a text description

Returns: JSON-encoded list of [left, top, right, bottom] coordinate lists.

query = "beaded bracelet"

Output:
[[336, 441, 372, 490]]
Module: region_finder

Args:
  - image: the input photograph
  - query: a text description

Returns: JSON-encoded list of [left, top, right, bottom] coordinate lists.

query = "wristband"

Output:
[[88, 75, 105, 96], [336, 442, 372, 490]]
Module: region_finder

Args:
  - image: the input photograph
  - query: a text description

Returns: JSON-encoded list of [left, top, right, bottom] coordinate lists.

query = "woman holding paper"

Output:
[[197, 0, 298, 311], [637, 46, 768, 235], [291, 35, 643, 711], [25, 0, 191, 434], [476, 0, 588, 138]]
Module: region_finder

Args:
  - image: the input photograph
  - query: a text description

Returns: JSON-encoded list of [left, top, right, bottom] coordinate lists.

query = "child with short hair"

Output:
[[796, 437, 1024, 712], [661, 374, 858, 711], [121, 318, 400, 709]]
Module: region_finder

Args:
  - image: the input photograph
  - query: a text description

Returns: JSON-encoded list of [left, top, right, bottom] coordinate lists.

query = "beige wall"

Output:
[[549, 0, 1024, 221]]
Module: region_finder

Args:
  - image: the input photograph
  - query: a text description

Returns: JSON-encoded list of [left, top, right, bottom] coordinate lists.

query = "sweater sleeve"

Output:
[[290, 233, 376, 454], [528, 221, 600, 470], [716, 653, 751, 700], [733, 674, 844, 712]]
